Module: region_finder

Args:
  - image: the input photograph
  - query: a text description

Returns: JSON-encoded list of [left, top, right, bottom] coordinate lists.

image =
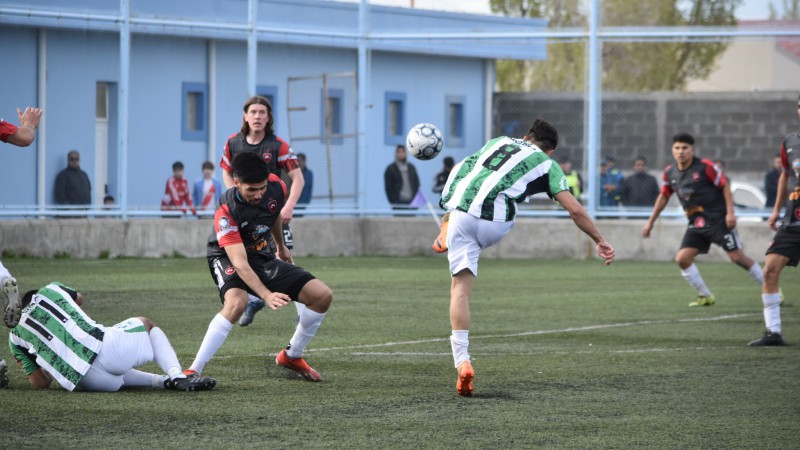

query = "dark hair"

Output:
[[172, 161, 184, 171], [526, 119, 558, 151], [241, 96, 275, 136], [232, 152, 270, 184], [672, 133, 695, 145], [634, 156, 647, 164], [202, 161, 215, 171], [297, 153, 306, 162], [103, 195, 115, 203], [22, 289, 37, 310], [395, 144, 406, 151], [443, 156, 455, 168]]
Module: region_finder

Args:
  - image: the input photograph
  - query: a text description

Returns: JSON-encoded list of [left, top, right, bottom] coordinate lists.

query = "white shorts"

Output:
[[447, 209, 514, 277], [77, 318, 154, 392]]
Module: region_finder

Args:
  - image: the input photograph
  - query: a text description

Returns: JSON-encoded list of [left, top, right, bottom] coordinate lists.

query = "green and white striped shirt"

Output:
[[440, 137, 568, 222], [8, 282, 105, 391]]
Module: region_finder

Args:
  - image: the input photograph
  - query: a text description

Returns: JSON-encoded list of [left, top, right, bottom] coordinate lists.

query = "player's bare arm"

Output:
[[224, 242, 290, 310], [768, 171, 789, 231], [6, 107, 42, 147], [643, 193, 669, 238], [281, 167, 305, 224], [222, 169, 235, 190], [271, 214, 293, 264], [28, 368, 54, 389], [722, 182, 737, 230], [555, 190, 615, 265]]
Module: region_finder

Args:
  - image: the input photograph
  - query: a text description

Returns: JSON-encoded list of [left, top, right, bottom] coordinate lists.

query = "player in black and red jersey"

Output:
[[750, 94, 800, 346], [184, 152, 332, 382], [220, 96, 307, 326], [643, 133, 764, 307]]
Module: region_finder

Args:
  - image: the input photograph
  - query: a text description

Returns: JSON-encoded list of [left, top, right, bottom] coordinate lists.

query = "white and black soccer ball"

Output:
[[406, 123, 444, 161]]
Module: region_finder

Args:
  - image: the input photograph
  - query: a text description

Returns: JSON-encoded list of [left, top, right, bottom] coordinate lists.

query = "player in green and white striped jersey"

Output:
[[434, 118, 616, 396], [8, 282, 216, 392]]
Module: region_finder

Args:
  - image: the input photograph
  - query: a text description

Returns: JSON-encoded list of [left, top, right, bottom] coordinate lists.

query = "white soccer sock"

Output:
[[450, 330, 470, 368], [762, 292, 782, 334], [149, 327, 183, 380], [188, 313, 234, 374], [122, 369, 169, 389], [294, 301, 308, 317], [0, 260, 10, 281], [680, 264, 712, 297], [286, 308, 326, 358], [747, 263, 764, 285]]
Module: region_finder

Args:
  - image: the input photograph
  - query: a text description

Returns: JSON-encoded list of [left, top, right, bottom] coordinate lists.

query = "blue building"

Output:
[[0, 0, 546, 215]]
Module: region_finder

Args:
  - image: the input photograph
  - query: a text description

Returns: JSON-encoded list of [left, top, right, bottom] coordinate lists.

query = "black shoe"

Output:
[[748, 330, 785, 347], [166, 374, 217, 391], [0, 359, 8, 388]]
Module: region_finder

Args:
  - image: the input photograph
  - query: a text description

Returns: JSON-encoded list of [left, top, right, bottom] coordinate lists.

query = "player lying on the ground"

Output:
[[7, 282, 216, 392]]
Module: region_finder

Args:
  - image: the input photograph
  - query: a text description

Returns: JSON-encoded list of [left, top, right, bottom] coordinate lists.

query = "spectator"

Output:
[[102, 195, 115, 212], [0, 107, 42, 147], [193, 161, 223, 212], [620, 156, 660, 207], [765, 154, 782, 208], [559, 157, 583, 200], [433, 156, 455, 194], [297, 153, 313, 205], [54, 150, 91, 207], [161, 161, 196, 215], [599, 157, 623, 207], [384, 144, 420, 209]]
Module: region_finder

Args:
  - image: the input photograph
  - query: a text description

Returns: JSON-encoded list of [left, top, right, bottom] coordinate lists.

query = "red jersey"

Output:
[[220, 132, 299, 177], [0, 120, 18, 143], [661, 157, 728, 228], [161, 176, 196, 214]]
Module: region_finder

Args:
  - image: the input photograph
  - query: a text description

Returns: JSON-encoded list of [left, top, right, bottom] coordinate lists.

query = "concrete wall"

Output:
[[0, 217, 774, 262]]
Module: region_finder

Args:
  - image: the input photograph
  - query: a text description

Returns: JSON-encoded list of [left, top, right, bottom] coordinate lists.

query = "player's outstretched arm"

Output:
[[554, 191, 615, 265], [281, 168, 305, 225], [224, 243, 290, 310], [643, 193, 668, 238], [6, 107, 42, 147]]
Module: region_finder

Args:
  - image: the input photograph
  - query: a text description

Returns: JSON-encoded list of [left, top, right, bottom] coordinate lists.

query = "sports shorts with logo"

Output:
[[77, 318, 153, 392], [208, 254, 315, 303], [766, 227, 800, 266], [680, 221, 742, 253], [446, 209, 514, 277]]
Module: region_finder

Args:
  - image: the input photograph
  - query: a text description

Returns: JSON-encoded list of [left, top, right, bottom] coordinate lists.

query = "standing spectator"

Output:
[[764, 154, 782, 208], [433, 156, 455, 194], [0, 106, 42, 147], [384, 144, 420, 208], [559, 157, 583, 200], [620, 156, 660, 207], [642, 133, 764, 307], [296, 153, 313, 206], [54, 150, 92, 206], [193, 161, 223, 212], [599, 157, 623, 207], [161, 161, 196, 215]]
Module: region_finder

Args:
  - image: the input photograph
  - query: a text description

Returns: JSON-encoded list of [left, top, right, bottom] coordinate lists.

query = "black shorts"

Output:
[[766, 227, 800, 267], [680, 222, 742, 254], [208, 254, 315, 303]]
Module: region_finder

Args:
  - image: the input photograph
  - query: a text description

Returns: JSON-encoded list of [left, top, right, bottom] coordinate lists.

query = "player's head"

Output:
[[232, 152, 270, 204], [20, 289, 37, 314], [241, 96, 275, 136], [172, 161, 184, 179], [524, 119, 558, 153], [671, 133, 695, 164]]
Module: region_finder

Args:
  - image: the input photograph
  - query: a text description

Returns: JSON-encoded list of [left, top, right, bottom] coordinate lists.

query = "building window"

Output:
[[182, 82, 208, 141], [384, 92, 406, 146], [321, 88, 343, 144], [257, 85, 278, 121], [446, 95, 465, 148]]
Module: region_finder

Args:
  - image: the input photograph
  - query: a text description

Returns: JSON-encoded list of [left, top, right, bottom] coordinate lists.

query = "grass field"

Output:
[[1, 255, 798, 448]]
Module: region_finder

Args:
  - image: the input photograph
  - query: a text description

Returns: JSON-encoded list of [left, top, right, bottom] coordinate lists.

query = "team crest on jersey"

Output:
[[255, 224, 268, 234], [224, 265, 236, 275], [794, 206, 800, 221], [692, 172, 701, 182], [693, 217, 706, 228], [268, 199, 278, 213], [263, 153, 272, 163]]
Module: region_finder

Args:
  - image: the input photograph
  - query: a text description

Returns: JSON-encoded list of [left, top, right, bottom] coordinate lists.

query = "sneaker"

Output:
[[2, 277, 21, 328], [166, 375, 217, 391], [275, 349, 321, 382], [688, 295, 715, 307], [456, 360, 474, 397], [432, 211, 450, 253], [0, 359, 8, 389], [748, 330, 785, 347], [239, 298, 266, 327]]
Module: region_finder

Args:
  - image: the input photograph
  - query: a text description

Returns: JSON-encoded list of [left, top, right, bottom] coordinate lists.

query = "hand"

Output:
[[277, 245, 294, 264], [642, 222, 653, 238], [725, 213, 737, 230], [17, 107, 42, 129], [281, 206, 294, 224], [596, 241, 615, 266], [263, 292, 291, 310], [767, 211, 780, 231]]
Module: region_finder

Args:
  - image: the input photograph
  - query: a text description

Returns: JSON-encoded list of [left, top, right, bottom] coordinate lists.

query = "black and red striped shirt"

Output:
[[661, 157, 728, 228]]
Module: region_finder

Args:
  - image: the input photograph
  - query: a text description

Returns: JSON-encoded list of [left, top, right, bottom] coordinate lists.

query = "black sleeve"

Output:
[[61, 286, 79, 301]]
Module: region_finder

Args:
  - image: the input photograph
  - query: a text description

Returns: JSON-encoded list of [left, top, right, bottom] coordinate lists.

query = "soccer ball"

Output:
[[406, 123, 444, 160]]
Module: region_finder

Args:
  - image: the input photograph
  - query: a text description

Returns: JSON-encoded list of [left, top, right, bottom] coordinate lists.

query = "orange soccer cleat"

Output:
[[432, 211, 450, 253], [456, 360, 474, 397]]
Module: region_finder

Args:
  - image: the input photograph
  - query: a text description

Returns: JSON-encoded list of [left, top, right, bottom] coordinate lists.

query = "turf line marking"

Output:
[[347, 346, 744, 357], [307, 313, 757, 354]]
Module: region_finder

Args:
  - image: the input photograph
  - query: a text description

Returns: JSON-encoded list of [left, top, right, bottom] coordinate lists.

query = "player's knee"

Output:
[[763, 263, 781, 284], [302, 281, 333, 313], [674, 255, 690, 268]]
